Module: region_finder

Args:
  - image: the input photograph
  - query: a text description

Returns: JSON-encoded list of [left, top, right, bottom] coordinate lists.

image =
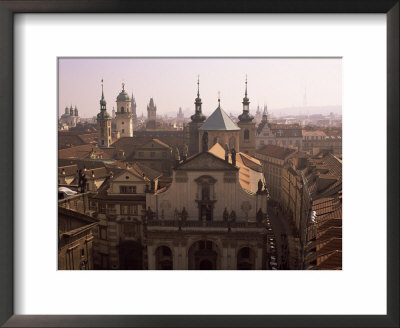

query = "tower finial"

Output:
[[218, 91, 221, 106], [122, 82, 125, 91], [197, 75, 200, 97], [245, 74, 248, 97], [101, 78, 104, 98]]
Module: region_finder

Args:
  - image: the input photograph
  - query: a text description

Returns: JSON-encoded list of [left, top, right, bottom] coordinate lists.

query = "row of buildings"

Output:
[[254, 144, 342, 270]]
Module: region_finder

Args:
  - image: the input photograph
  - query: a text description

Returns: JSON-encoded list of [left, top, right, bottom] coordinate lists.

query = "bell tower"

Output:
[[237, 76, 256, 155], [97, 79, 112, 148], [115, 83, 133, 137], [188, 76, 206, 155]]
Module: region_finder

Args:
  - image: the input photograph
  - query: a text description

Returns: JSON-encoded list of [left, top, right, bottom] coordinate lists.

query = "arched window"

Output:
[[237, 247, 255, 270], [120, 106, 125, 113], [244, 129, 250, 140]]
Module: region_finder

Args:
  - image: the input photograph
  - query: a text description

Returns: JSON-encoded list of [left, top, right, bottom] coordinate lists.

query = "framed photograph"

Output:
[[0, 1, 398, 327]]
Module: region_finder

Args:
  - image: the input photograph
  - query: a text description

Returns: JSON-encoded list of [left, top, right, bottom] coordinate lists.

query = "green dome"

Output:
[[117, 90, 130, 102]]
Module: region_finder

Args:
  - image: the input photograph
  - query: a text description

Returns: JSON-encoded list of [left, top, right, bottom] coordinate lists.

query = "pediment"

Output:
[[176, 152, 237, 171], [113, 169, 144, 182]]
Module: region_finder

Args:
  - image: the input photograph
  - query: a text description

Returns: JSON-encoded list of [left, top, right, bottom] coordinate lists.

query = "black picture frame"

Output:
[[0, 1, 398, 327]]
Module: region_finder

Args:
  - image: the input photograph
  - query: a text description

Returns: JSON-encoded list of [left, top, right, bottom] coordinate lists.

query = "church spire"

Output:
[[197, 75, 200, 98], [238, 75, 253, 122], [262, 104, 268, 122], [100, 79, 107, 109], [191, 75, 205, 122]]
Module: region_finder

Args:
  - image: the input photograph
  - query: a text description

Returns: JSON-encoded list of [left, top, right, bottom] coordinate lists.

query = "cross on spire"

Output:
[[218, 91, 221, 106]]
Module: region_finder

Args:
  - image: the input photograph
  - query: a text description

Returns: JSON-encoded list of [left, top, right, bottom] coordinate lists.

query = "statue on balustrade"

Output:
[[223, 207, 229, 222], [181, 207, 188, 221]]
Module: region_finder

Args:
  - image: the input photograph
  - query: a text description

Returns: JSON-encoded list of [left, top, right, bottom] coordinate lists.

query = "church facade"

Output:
[[145, 147, 269, 270]]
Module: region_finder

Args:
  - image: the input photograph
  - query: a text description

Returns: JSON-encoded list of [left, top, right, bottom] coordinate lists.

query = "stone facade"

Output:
[[58, 193, 99, 270], [145, 151, 269, 270]]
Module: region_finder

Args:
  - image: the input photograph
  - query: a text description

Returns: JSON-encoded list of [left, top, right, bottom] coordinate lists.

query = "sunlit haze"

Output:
[[58, 58, 342, 118]]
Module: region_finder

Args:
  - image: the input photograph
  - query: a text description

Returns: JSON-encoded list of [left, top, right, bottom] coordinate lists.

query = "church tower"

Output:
[[115, 83, 133, 137], [188, 76, 206, 155], [131, 92, 137, 128], [97, 80, 112, 148], [237, 76, 256, 155], [146, 98, 157, 129]]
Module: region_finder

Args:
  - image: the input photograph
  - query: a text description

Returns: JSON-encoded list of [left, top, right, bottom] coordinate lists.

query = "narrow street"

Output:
[[268, 203, 300, 269]]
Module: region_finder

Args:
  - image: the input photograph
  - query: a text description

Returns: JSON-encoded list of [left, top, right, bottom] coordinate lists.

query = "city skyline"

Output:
[[58, 58, 342, 118]]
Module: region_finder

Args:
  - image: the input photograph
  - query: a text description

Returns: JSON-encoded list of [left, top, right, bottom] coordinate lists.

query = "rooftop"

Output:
[[256, 144, 297, 160], [199, 105, 240, 131]]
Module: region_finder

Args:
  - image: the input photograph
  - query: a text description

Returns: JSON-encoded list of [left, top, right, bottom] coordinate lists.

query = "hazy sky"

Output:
[[58, 58, 341, 118]]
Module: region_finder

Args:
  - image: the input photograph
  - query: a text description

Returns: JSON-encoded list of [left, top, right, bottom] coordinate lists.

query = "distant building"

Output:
[[256, 108, 303, 150], [177, 107, 184, 120], [146, 98, 157, 129], [302, 129, 342, 155], [60, 105, 80, 128]]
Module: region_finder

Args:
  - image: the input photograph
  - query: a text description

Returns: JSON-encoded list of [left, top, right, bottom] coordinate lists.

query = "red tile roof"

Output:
[[256, 144, 297, 160]]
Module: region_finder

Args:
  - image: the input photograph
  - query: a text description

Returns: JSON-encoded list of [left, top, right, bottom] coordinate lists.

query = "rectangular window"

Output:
[[120, 186, 136, 194], [150, 152, 156, 158]]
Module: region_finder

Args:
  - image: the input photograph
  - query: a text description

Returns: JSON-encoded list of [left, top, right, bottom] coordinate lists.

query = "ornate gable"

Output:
[[175, 152, 237, 171]]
